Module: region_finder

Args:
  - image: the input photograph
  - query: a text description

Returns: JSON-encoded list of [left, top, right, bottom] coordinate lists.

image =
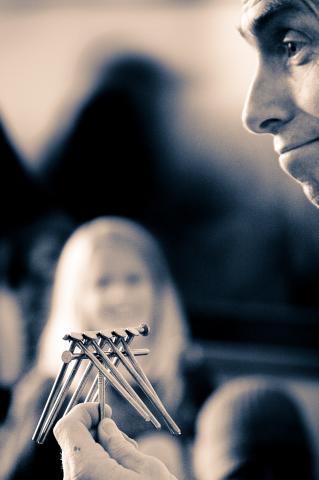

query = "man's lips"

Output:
[[276, 136, 319, 185], [276, 137, 319, 155]]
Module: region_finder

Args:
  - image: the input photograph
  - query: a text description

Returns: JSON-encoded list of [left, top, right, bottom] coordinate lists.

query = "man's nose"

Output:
[[242, 62, 293, 135]]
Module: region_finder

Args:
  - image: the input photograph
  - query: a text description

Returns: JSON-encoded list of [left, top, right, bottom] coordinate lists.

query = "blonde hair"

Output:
[[37, 216, 188, 406]]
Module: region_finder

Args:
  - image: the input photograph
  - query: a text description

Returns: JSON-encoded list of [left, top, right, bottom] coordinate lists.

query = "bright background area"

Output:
[[0, 0, 314, 213]]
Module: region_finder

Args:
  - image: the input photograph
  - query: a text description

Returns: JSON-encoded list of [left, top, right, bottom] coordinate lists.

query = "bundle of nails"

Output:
[[32, 323, 181, 444]]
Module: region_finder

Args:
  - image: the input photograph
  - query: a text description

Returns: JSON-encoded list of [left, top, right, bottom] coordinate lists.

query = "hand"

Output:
[[53, 402, 177, 480]]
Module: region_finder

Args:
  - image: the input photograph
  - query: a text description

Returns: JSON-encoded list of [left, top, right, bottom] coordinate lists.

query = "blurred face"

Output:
[[81, 243, 155, 330], [241, 0, 319, 207], [29, 233, 63, 282]]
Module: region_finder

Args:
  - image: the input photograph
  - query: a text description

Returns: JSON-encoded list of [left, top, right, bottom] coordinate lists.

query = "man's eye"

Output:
[[283, 40, 301, 58], [279, 30, 310, 64]]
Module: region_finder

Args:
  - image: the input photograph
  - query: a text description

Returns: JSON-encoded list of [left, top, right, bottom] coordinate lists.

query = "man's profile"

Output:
[[240, 0, 319, 208]]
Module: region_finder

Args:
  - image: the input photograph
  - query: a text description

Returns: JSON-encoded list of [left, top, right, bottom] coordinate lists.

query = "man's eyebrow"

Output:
[[238, 1, 302, 40]]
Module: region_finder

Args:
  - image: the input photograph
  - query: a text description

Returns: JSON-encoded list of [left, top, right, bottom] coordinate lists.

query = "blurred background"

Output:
[[2, 0, 319, 475]]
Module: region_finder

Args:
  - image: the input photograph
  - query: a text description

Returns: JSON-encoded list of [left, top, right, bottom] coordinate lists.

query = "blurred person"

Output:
[[0, 239, 25, 424], [0, 289, 24, 423], [0, 216, 189, 480], [192, 377, 315, 480], [0, 120, 71, 417], [8, 211, 75, 369]]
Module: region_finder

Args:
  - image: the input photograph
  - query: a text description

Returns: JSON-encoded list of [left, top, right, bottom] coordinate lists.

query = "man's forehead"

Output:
[[240, 0, 319, 39], [242, 0, 264, 8], [242, 0, 318, 10]]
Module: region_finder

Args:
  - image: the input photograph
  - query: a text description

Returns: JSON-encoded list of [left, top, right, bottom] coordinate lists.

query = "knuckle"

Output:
[[53, 417, 66, 440], [147, 457, 171, 478], [116, 443, 133, 458], [133, 452, 147, 471]]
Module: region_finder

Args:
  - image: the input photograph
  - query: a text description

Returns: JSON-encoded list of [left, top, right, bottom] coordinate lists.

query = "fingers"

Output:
[[122, 432, 139, 449], [53, 402, 112, 458], [98, 418, 144, 471], [54, 404, 176, 480], [97, 418, 138, 450], [98, 419, 177, 479]]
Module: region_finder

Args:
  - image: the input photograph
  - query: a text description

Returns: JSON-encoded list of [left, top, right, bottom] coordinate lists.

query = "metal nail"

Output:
[[77, 340, 151, 422], [90, 336, 161, 429], [119, 338, 181, 435], [32, 340, 77, 443]]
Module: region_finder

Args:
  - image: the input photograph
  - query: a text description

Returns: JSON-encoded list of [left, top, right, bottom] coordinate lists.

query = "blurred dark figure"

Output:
[[193, 377, 316, 480], [40, 52, 180, 234], [0, 120, 76, 423], [0, 239, 25, 424], [0, 122, 31, 422], [8, 211, 75, 368], [0, 121, 51, 237]]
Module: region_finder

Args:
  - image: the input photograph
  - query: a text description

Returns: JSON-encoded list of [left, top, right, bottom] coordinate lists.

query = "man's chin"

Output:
[[302, 183, 319, 208], [278, 154, 319, 207]]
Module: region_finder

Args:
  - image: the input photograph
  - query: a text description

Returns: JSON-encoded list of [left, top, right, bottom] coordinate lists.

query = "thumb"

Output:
[[61, 450, 71, 480], [98, 418, 143, 471]]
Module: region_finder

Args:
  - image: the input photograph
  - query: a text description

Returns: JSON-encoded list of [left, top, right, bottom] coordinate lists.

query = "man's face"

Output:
[[240, 0, 319, 206]]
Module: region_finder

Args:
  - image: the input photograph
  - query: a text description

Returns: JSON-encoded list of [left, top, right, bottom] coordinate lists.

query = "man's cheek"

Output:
[[293, 61, 319, 117]]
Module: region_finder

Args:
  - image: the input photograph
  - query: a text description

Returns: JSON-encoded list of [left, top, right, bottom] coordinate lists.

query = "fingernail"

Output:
[[101, 419, 116, 436]]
